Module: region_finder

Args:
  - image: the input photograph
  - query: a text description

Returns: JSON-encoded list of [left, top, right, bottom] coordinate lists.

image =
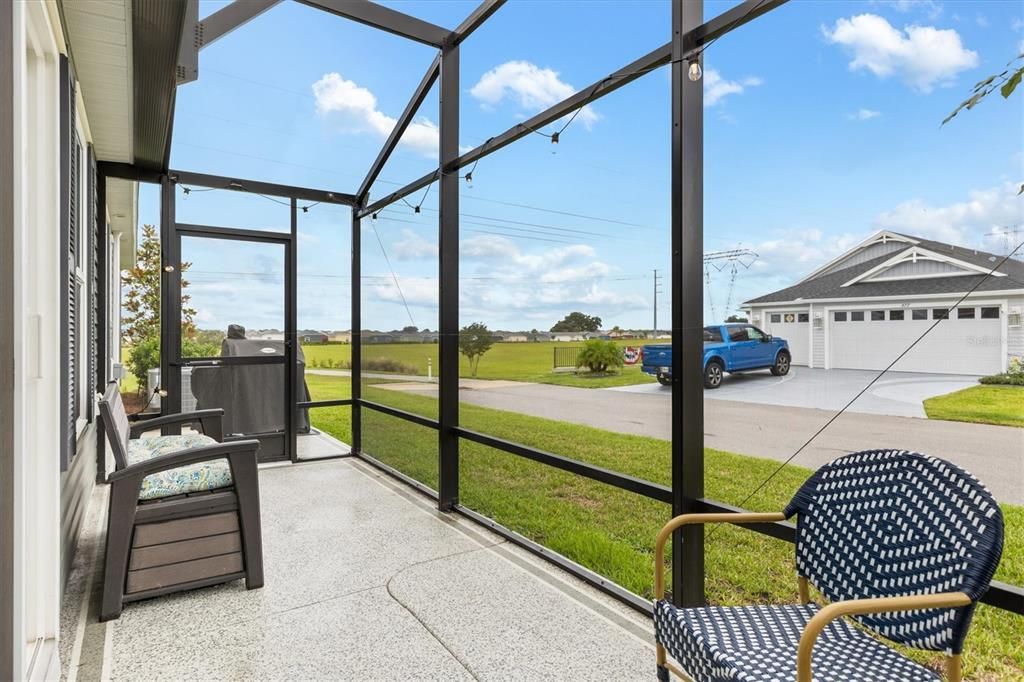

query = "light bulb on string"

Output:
[[688, 58, 702, 82]]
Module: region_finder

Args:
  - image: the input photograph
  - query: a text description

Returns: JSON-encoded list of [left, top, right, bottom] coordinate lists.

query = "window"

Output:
[[834, 311, 847, 322], [889, 310, 904, 321], [746, 326, 766, 341], [932, 308, 949, 320], [783, 313, 796, 323], [871, 310, 885, 321], [912, 309, 927, 320], [957, 307, 975, 319], [728, 326, 749, 342], [851, 311, 865, 321], [703, 326, 724, 343], [980, 307, 1000, 319], [770, 314, 781, 323], [798, 313, 809, 323]]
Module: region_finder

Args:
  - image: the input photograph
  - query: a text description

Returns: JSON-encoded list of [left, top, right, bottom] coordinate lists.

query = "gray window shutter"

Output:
[[59, 54, 78, 470]]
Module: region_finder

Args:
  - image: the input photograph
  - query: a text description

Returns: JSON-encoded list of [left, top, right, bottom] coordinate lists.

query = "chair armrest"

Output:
[[796, 592, 972, 682], [654, 512, 786, 600], [108, 439, 260, 482], [129, 409, 225, 440]]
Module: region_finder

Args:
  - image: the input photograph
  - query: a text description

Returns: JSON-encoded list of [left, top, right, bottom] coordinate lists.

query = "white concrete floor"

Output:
[[60, 459, 655, 681]]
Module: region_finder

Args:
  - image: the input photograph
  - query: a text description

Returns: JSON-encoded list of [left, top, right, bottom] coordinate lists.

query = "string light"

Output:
[[688, 58, 702, 82]]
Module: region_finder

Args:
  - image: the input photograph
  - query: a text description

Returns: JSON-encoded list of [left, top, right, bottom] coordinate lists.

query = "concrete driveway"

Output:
[[609, 367, 980, 418]]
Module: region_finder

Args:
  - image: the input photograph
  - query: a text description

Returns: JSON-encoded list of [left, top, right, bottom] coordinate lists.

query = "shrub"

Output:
[[576, 339, 624, 374], [125, 334, 219, 391], [362, 357, 418, 374], [979, 373, 1024, 386]]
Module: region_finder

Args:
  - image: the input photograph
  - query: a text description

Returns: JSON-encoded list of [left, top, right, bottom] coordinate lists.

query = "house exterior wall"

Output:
[[1007, 294, 1024, 362], [810, 303, 825, 368], [818, 239, 906, 276], [867, 259, 972, 279], [9, 2, 64, 676], [5, 3, 118, 676]]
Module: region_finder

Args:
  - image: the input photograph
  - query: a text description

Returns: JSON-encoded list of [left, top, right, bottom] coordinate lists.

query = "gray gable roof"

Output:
[[745, 234, 1024, 305]]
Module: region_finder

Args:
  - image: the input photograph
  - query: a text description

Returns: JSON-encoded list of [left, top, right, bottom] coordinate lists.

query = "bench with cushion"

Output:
[[98, 381, 264, 621], [654, 449, 1004, 682]]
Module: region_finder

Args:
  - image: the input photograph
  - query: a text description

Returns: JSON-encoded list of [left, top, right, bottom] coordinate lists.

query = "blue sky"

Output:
[[139, 0, 1024, 333]]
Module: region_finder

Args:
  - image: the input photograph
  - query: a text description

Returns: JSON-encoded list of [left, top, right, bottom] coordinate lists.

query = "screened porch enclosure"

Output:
[[95, 0, 1023, 671]]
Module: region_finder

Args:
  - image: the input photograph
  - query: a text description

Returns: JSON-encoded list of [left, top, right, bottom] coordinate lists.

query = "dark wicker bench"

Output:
[[98, 381, 264, 621]]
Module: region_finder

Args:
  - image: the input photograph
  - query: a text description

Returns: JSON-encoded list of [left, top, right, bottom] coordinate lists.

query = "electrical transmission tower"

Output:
[[704, 248, 759, 321]]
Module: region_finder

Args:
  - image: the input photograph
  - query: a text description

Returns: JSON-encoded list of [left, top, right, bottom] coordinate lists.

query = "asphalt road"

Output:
[[377, 380, 1024, 505]]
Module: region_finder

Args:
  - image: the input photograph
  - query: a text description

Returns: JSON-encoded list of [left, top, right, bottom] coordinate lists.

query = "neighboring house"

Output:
[[551, 331, 591, 342], [743, 231, 1024, 375], [251, 329, 285, 341], [501, 333, 531, 343], [328, 330, 352, 343], [299, 330, 328, 344]]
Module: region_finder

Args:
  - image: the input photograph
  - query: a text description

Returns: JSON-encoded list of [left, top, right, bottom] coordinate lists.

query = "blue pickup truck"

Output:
[[641, 323, 791, 389]]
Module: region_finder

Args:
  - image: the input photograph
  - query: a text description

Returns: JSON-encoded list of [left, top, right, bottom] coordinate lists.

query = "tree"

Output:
[[943, 52, 1024, 195], [402, 325, 419, 334], [576, 339, 624, 374], [550, 311, 602, 333], [529, 328, 539, 342], [725, 314, 748, 323], [458, 322, 495, 378], [121, 224, 197, 344]]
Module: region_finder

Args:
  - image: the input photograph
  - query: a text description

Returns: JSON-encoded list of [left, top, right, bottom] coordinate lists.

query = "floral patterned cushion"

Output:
[[127, 434, 233, 501]]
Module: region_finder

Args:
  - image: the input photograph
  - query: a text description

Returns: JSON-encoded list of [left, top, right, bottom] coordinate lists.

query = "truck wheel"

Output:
[[657, 376, 672, 386], [770, 351, 791, 376], [703, 361, 724, 389]]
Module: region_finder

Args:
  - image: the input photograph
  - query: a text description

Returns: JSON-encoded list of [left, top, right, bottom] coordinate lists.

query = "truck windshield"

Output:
[[703, 326, 723, 343]]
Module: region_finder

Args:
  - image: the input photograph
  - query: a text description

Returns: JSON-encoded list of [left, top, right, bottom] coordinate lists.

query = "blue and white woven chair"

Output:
[[653, 449, 1004, 682]]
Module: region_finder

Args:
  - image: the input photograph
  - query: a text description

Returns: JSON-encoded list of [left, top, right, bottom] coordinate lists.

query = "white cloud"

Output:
[[456, 235, 645, 322], [704, 69, 763, 107], [848, 108, 882, 120], [823, 14, 978, 92], [370, 276, 439, 308], [392, 229, 438, 260], [469, 60, 599, 129], [312, 73, 438, 157], [873, 181, 1024, 248]]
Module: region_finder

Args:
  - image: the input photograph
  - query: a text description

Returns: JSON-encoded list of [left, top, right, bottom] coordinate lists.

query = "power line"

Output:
[[370, 222, 416, 327]]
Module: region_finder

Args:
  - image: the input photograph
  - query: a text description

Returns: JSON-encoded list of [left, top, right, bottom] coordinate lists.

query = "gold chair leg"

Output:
[[947, 654, 962, 682], [798, 576, 810, 605]]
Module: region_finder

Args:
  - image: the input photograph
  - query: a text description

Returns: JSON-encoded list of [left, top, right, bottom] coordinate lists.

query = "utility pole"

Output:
[[653, 269, 663, 338]]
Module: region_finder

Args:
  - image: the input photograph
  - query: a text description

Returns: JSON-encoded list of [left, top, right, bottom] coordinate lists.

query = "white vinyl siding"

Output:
[[818, 239, 908, 276], [865, 258, 972, 280], [1007, 295, 1024, 361], [811, 304, 825, 368]]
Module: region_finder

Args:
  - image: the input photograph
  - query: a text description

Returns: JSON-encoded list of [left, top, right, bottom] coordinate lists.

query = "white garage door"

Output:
[[766, 311, 810, 365], [828, 306, 1002, 375]]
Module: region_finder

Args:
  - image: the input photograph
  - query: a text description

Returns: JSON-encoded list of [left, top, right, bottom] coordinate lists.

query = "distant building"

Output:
[[551, 332, 591, 342], [299, 330, 329, 344], [328, 331, 352, 343]]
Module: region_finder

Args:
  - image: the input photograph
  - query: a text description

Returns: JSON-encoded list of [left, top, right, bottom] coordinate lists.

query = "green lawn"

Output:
[[924, 385, 1024, 428], [301, 340, 656, 388], [304, 373, 1024, 679]]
